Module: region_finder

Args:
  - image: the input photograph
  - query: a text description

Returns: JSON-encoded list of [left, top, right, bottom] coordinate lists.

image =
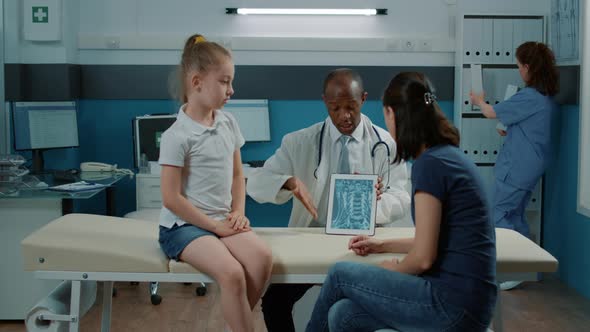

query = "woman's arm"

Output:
[[349, 236, 414, 256], [160, 165, 222, 233], [470, 91, 497, 119], [385, 191, 441, 275]]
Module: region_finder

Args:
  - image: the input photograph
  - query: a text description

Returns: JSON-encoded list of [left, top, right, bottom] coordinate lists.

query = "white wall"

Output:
[[4, 0, 79, 63], [4, 0, 550, 65]]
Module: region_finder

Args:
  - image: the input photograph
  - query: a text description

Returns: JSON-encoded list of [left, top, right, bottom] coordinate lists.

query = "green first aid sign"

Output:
[[32, 6, 49, 23]]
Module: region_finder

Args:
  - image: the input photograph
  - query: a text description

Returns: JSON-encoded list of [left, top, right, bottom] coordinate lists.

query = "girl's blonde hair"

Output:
[[171, 34, 232, 103]]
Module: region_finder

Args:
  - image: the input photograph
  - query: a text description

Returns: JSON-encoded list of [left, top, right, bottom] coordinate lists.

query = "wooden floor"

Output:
[[2, 277, 590, 331]]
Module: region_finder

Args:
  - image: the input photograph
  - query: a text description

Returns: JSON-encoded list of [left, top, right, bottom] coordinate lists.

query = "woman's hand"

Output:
[[497, 128, 507, 136], [348, 235, 383, 256]]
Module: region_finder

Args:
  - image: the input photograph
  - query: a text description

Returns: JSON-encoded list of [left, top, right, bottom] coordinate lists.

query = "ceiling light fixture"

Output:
[[225, 8, 387, 16]]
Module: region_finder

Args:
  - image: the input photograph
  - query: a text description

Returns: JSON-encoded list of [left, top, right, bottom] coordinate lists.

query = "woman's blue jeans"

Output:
[[306, 262, 489, 332]]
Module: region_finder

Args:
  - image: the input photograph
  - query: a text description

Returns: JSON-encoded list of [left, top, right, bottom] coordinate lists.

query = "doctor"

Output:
[[247, 68, 411, 332]]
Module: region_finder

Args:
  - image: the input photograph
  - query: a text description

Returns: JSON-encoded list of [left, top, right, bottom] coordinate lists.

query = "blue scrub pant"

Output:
[[493, 178, 533, 237]]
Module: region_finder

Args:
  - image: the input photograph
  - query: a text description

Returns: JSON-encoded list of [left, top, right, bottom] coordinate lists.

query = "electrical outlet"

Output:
[[402, 39, 415, 51], [105, 36, 120, 49]]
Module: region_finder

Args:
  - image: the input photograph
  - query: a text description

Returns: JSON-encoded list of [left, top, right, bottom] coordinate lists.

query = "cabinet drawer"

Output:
[[138, 190, 163, 209], [138, 177, 161, 191], [137, 176, 162, 209]]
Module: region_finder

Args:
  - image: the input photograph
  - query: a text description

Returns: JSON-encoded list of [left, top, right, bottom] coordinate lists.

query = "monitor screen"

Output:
[[134, 115, 177, 166], [13, 101, 79, 150]]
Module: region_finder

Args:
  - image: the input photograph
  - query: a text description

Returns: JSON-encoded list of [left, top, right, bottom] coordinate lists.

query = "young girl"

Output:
[[306, 72, 497, 332], [158, 34, 273, 332], [471, 41, 559, 240]]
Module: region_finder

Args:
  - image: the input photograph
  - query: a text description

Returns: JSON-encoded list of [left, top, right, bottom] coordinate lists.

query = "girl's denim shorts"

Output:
[[159, 223, 218, 261]]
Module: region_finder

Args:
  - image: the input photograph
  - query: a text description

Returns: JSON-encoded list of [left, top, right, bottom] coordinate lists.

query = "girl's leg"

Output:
[[306, 262, 465, 332], [180, 236, 253, 332], [221, 231, 273, 309]]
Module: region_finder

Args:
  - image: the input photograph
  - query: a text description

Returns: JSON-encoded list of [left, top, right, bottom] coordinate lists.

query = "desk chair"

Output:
[[123, 209, 207, 305]]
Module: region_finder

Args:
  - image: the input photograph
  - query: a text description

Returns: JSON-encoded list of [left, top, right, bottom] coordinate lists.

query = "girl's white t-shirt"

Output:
[[158, 106, 245, 228]]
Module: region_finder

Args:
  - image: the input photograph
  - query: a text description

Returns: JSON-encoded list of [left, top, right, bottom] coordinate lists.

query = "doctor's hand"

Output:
[[497, 128, 507, 136], [376, 176, 384, 200], [226, 211, 251, 231], [283, 177, 319, 220], [348, 235, 383, 256]]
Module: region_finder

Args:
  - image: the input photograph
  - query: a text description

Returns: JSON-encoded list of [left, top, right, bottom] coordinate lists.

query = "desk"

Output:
[[0, 173, 127, 319]]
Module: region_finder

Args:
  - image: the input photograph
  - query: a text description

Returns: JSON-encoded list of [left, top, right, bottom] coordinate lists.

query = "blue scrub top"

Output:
[[493, 87, 557, 190]]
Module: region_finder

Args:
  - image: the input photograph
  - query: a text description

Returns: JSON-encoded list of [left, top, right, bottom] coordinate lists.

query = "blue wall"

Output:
[[543, 104, 590, 299], [19, 97, 590, 298], [35, 99, 452, 222]]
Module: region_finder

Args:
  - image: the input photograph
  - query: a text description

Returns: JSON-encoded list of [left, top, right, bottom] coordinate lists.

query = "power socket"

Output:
[[105, 36, 120, 49], [402, 39, 415, 51]]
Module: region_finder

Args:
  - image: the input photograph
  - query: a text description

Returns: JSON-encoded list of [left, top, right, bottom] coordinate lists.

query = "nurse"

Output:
[[470, 41, 559, 239], [247, 68, 411, 332]]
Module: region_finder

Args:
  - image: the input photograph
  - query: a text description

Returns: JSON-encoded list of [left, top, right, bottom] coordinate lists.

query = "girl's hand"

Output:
[[379, 258, 400, 271], [213, 214, 251, 238], [348, 235, 383, 256], [497, 128, 507, 136], [226, 211, 251, 231], [213, 221, 243, 237]]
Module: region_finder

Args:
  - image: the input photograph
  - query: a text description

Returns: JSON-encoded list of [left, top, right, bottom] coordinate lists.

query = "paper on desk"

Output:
[[48, 181, 106, 192]]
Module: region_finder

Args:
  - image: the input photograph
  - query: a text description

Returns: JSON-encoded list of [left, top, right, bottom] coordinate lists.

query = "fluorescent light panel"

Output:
[[226, 8, 387, 16]]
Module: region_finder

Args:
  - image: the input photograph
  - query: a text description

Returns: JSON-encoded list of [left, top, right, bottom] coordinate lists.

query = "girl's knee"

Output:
[[259, 245, 273, 270], [217, 261, 246, 292]]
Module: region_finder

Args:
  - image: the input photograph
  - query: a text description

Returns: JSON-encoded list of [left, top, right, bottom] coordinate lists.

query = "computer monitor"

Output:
[[133, 114, 177, 167], [12, 101, 79, 173]]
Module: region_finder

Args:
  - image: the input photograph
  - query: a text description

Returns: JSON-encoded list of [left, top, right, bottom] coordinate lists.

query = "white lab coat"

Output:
[[247, 114, 411, 228]]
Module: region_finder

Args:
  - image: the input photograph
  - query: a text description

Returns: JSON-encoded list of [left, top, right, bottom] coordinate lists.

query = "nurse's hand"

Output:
[[469, 90, 485, 107], [226, 211, 251, 231], [348, 235, 383, 256], [497, 128, 507, 136], [283, 177, 319, 220]]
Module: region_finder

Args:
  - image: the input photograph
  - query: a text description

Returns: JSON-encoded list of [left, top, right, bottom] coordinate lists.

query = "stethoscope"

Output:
[[313, 121, 391, 188]]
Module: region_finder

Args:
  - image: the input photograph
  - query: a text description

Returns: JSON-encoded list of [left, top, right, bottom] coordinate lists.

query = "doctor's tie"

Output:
[[338, 135, 352, 174]]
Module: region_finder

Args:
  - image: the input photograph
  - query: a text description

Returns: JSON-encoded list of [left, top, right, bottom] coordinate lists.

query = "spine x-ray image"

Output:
[[330, 179, 373, 230]]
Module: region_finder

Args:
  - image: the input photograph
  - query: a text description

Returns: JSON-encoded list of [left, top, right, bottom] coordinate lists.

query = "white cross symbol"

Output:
[[33, 8, 47, 22]]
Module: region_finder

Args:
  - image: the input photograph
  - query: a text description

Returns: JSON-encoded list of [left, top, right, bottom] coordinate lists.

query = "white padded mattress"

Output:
[[22, 214, 558, 275]]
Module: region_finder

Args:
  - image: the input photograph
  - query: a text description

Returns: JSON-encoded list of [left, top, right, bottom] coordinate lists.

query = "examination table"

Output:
[[22, 213, 558, 332]]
